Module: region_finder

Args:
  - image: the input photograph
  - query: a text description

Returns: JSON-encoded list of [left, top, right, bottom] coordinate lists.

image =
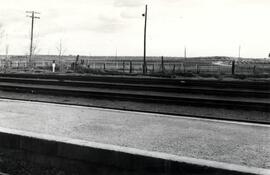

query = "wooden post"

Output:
[[232, 60, 235, 75], [129, 61, 132, 73], [181, 63, 183, 73], [103, 63, 106, 70], [161, 56, 164, 73], [196, 64, 199, 74], [253, 65, 256, 74], [181, 63, 185, 73], [75, 55, 79, 71], [123, 61, 125, 72], [26, 11, 40, 68], [143, 5, 148, 74]]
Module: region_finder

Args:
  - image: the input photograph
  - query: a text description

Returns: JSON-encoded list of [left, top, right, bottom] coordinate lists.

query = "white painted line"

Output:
[[0, 126, 269, 175], [1, 98, 269, 128]]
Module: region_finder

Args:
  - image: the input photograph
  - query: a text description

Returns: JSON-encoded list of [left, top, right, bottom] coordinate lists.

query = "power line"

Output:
[[26, 11, 40, 68]]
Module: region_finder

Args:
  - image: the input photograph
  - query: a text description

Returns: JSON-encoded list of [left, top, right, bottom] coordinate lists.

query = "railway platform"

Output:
[[0, 98, 269, 174]]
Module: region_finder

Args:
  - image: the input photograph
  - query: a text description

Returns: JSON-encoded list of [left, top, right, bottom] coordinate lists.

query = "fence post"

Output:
[[103, 63, 106, 70], [231, 60, 235, 75], [142, 63, 147, 74], [196, 64, 199, 74], [181, 63, 185, 73], [172, 64, 175, 74], [161, 56, 164, 73], [152, 64, 155, 73], [123, 61, 125, 72], [75, 55, 79, 72], [253, 65, 256, 74], [129, 61, 132, 73]]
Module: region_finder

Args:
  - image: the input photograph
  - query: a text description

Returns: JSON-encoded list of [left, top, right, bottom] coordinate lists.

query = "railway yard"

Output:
[[1, 0, 270, 174], [0, 73, 269, 175]]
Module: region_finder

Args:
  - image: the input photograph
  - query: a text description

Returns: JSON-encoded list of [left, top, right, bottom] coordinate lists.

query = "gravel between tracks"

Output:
[[0, 90, 268, 123]]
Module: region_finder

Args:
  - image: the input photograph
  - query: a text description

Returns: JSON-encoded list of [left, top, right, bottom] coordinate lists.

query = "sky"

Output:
[[0, 0, 269, 58]]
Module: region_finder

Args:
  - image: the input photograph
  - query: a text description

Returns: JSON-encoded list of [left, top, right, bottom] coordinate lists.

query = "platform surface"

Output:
[[0, 98, 269, 169]]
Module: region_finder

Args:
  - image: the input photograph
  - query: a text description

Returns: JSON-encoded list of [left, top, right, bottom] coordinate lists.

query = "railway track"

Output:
[[0, 73, 269, 111]]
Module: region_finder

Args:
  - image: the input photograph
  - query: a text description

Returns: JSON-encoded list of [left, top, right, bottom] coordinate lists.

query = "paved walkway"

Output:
[[0, 99, 269, 169]]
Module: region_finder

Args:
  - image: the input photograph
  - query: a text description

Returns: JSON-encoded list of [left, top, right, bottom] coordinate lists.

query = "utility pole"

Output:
[[184, 46, 187, 60], [4, 34, 9, 70], [5, 45, 9, 59], [142, 5, 148, 74], [26, 11, 40, 68], [238, 45, 241, 59], [4, 44, 9, 72], [57, 39, 63, 72]]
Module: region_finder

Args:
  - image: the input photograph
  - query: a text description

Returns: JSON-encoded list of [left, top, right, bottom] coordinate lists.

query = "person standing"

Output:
[[52, 60, 56, 72]]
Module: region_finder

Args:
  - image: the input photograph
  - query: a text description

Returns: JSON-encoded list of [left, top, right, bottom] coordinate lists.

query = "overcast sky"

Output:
[[0, 0, 269, 58]]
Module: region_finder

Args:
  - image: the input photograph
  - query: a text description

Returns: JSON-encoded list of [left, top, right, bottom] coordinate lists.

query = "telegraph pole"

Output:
[[142, 5, 148, 74], [184, 46, 187, 60], [238, 45, 241, 59], [26, 11, 40, 68], [4, 34, 9, 70]]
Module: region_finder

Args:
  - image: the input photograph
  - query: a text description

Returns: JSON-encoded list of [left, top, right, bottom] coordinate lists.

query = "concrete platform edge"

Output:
[[0, 127, 269, 175]]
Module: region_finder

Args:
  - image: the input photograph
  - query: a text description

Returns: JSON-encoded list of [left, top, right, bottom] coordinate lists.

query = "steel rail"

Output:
[[0, 77, 268, 98], [0, 73, 269, 90], [0, 83, 268, 111], [0, 73, 268, 112]]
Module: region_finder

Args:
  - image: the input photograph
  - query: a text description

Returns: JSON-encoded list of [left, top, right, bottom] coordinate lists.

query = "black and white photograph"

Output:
[[0, 0, 269, 174]]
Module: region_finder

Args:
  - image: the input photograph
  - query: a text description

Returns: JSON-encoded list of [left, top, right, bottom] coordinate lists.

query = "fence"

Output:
[[0, 57, 270, 75]]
